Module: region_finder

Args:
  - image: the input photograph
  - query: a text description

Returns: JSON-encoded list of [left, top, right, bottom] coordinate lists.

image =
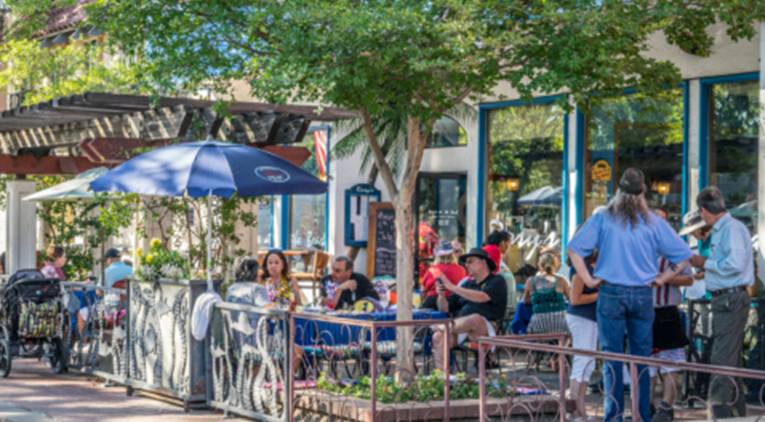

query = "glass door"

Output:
[[413, 173, 468, 281]]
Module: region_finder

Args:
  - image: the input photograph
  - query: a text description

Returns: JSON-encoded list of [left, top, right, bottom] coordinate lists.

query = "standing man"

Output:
[[688, 186, 753, 419], [568, 168, 693, 422]]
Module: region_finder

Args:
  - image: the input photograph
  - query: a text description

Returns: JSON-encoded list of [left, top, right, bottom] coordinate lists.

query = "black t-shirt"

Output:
[[446, 273, 507, 321], [321, 272, 380, 308]]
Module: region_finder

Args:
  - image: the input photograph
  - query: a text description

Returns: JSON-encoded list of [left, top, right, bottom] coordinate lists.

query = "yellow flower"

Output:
[[146, 254, 154, 263], [501, 374, 506, 378], [135, 247, 143, 257], [150, 238, 162, 248]]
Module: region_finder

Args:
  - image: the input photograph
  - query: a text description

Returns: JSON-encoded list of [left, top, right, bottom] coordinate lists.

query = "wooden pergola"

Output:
[[0, 92, 358, 174]]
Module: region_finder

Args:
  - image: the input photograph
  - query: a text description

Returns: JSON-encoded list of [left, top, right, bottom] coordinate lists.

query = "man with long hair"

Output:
[[567, 168, 693, 422]]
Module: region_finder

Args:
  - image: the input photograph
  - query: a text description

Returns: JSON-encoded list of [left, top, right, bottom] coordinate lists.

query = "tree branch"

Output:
[[359, 105, 399, 201]]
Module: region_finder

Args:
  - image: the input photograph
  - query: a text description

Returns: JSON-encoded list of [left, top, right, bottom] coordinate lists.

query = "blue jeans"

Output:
[[597, 283, 654, 422]]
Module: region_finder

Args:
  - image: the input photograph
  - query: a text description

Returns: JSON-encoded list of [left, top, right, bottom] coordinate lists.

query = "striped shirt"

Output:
[[653, 257, 693, 307]]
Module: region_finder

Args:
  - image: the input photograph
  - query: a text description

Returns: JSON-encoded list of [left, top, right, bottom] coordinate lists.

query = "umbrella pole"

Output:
[[207, 192, 213, 292]]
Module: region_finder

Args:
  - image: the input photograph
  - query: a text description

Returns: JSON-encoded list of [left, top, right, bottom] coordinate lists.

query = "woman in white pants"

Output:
[[566, 250, 599, 422]]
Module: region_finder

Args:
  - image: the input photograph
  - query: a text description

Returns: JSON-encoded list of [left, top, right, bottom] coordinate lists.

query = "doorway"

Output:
[[413, 172, 468, 282]]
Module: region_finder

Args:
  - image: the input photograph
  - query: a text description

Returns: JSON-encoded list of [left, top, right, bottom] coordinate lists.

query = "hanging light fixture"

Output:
[[657, 182, 671, 195], [52, 33, 70, 45], [39, 38, 53, 49], [505, 178, 519, 192], [87, 26, 103, 37]]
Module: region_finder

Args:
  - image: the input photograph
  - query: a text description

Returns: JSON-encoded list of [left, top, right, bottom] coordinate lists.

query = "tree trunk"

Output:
[[393, 196, 415, 381], [358, 108, 430, 384]]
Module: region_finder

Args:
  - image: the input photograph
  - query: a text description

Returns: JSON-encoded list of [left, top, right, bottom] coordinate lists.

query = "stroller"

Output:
[[0, 269, 66, 377]]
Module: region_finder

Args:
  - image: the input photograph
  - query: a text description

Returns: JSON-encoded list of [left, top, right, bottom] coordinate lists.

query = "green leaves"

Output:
[[0, 39, 144, 105]]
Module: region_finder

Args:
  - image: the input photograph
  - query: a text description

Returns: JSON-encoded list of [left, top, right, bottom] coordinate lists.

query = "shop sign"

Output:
[[592, 160, 612, 181]]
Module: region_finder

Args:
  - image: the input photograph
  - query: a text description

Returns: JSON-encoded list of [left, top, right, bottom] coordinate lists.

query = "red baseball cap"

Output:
[[482, 244, 502, 275]]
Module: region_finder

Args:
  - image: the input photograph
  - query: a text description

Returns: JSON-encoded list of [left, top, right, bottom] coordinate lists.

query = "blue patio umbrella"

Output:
[[91, 138, 328, 290]]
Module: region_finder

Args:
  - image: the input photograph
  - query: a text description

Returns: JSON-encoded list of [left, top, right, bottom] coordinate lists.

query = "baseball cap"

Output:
[[618, 168, 645, 195], [104, 248, 121, 259]]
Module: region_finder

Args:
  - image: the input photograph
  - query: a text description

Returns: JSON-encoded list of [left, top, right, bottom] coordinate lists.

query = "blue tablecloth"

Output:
[[294, 310, 447, 347]]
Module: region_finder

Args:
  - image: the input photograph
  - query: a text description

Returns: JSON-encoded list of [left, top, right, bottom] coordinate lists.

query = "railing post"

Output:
[[370, 325, 377, 420], [287, 313, 294, 422], [479, 338, 486, 422], [559, 336, 566, 422], [444, 321, 451, 422], [630, 361, 639, 422]]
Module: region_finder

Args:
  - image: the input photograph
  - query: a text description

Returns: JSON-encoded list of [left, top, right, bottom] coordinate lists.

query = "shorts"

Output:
[[457, 315, 497, 345], [648, 348, 686, 377]]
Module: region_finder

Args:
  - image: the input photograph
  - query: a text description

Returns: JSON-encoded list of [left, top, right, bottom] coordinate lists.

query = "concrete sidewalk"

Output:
[[0, 360, 245, 422]]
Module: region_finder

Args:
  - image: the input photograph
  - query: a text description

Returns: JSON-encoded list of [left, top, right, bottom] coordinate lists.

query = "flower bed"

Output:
[[317, 370, 517, 404]]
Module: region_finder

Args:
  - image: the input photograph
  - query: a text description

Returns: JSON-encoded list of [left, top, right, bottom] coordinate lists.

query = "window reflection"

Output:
[[257, 202, 271, 248], [583, 90, 685, 229], [486, 102, 565, 276], [707, 80, 759, 233], [288, 130, 328, 270]]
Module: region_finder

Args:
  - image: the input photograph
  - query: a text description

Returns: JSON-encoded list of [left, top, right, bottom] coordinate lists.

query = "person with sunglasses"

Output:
[[319, 256, 379, 309]]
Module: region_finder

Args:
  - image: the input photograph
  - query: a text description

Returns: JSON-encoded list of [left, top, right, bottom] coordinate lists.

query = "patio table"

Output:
[[293, 310, 447, 347]]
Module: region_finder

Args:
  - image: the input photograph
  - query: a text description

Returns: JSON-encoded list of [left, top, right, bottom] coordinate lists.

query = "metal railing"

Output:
[[477, 335, 765, 422], [288, 312, 454, 422], [59, 282, 129, 385], [206, 301, 293, 422]]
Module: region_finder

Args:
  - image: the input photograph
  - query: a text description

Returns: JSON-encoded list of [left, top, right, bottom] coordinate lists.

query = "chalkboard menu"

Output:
[[366, 202, 397, 279]]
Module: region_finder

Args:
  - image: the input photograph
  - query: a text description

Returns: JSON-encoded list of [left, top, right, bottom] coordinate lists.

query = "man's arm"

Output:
[[666, 262, 694, 287], [447, 283, 490, 303], [436, 282, 449, 314], [655, 259, 690, 286], [567, 249, 601, 288]]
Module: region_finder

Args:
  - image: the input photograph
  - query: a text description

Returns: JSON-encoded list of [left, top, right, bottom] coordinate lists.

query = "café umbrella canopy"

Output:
[[23, 167, 109, 202], [90, 137, 328, 290], [517, 185, 562, 208]]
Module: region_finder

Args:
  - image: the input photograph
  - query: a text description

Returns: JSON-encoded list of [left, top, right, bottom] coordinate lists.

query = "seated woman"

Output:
[[523, 250, 570, 335], [261, 250, 302, 308], [42, 246, 90, 338], [226, 257, 303, 374], [421, 241, 467, 310]]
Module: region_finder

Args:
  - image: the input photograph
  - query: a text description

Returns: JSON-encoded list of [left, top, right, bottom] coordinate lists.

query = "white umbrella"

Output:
[[23, 167, 109, 202], [24, 167, 111, 282]]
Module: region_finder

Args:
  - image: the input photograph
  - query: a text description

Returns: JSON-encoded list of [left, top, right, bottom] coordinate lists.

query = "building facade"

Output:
[[265, 23, 764, 282]]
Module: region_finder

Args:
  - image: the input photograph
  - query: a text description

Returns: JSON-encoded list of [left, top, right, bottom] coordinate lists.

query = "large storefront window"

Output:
[[257, 202, 272, 248], [582, 90, 685, 229], [425, 116, 468, 148], [288, 129, 328, 251], [706, 79, 759, 233], [486, 102, 565, 275], [415, 174, 468, 277]]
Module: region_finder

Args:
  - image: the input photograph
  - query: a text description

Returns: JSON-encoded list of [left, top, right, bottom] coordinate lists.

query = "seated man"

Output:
[[319, 256, 379, 309], [77, 248, 132, 337], [433, 248, 508, 371]]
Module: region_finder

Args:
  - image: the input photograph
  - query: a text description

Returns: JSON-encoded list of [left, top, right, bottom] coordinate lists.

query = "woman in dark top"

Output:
[[566, 249, 599, 422]]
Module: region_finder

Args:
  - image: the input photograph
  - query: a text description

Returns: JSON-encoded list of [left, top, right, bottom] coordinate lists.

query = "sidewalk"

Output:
[[0, 360, 244, 422]]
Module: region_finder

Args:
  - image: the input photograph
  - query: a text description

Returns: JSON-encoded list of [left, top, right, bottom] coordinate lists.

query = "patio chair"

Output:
[[293, 251, 330, 301]]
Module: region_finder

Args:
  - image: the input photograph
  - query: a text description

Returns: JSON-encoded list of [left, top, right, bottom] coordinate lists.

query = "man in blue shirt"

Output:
[[104, 248, 133, 289], [689, 186, 753, 419], [77, 248, 133, 336], [568, 168, 693, 422]]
